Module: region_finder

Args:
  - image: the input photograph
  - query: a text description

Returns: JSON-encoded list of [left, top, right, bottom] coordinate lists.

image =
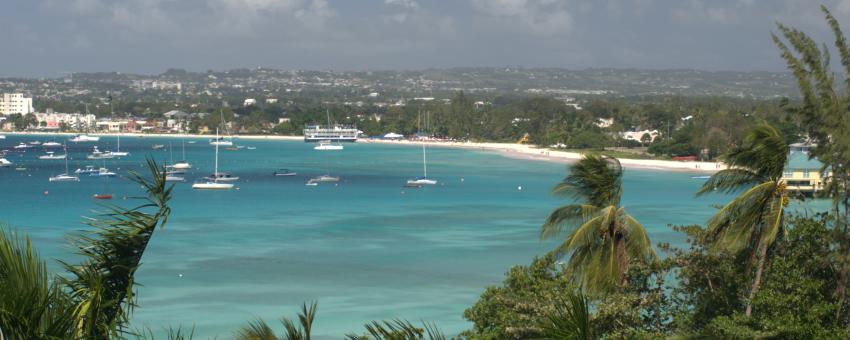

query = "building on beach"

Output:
[[781, 144, 828, 194]]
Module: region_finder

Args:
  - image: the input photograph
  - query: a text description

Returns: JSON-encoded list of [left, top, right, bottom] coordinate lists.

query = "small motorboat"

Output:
[[29, 141, 42, 145], [274, 169, 297, 176], [0, 158, 12, 167], [90, 168, 117, 177], [42, 141, 62, 147], [246, 146, 257, 150], [93, 194, 113, 200], [224, 146, 239, 151], [49, 174, 80, 182], [305, 181, 319, 186], [308, 175, 340, 183], [70, 134, 99, 142], [314, 140, 343, 151], [38, 151, 67, 160], [13, 143, 30, 149], [152, 144, 166, 150], [165, 175, 185, 182]]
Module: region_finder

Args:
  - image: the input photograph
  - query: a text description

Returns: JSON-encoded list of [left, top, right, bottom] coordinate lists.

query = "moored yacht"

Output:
[[87, 146, 115, 160], [49, 146, 80, 182], [38, 151, 67, 160], [70, 134, 100, 142], [193, 128, 235, 190]]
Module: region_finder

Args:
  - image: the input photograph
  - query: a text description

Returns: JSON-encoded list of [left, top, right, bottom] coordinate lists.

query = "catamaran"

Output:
[[38, 151, 67, 160], [172, 139, 192, 169], [406, 111, 437, 185], [49, 146, 80, 182], [193, 129, 235, 190]]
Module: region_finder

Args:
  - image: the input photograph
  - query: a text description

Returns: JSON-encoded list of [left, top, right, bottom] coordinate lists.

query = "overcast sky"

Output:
[[4, 0, 850, 77]]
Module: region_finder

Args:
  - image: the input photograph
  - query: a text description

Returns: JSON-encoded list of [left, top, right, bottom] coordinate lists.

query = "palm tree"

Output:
[[0, 159, 172, 338], [696, 123, 790, 317], [541, 155, 656, 293], [234, 301, 317, 340]]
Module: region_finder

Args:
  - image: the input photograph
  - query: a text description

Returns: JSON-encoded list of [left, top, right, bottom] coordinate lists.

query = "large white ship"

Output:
[[303, 124, 358, 142]]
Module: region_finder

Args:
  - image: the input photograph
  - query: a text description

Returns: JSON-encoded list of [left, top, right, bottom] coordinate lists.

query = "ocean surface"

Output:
[[0, 134, 826, 338]]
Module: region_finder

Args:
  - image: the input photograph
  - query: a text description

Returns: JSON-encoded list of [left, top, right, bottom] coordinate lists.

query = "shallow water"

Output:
[[0, 135, 825, 338]]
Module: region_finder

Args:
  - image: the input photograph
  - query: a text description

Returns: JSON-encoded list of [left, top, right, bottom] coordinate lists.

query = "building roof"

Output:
[[786, 151, 823, 170]]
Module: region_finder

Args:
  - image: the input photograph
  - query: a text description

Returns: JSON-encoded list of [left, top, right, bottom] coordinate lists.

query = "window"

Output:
[[803, 169, 810, 178]]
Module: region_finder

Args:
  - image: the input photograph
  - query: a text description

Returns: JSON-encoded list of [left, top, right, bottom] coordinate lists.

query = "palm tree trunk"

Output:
[[746, 241, 769, 317], [616, 237, 629, 287]]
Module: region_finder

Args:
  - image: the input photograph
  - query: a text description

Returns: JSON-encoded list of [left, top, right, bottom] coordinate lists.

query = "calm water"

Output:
[[0, 135, 823, 338]]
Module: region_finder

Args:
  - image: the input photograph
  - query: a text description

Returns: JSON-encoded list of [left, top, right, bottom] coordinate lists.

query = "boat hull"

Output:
[[407, 179, 438, 185], [192, 182, 234, 190]]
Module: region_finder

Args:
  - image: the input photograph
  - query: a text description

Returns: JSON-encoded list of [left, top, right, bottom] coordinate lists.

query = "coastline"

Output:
[[3, 131, 726, 173]]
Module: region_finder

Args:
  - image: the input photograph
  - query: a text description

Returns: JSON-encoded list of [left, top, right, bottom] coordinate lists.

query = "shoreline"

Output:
[[3, 131, 725, 173]]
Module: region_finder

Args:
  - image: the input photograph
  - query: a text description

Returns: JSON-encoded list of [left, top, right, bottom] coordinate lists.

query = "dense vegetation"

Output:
[[3, 4, 850, 340]]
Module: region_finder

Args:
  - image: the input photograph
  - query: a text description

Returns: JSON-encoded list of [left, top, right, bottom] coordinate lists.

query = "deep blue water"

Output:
[[0, 134, 825, 338]]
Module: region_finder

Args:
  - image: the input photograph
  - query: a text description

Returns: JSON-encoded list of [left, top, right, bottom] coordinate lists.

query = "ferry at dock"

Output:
[[303, 124, 358, 143]]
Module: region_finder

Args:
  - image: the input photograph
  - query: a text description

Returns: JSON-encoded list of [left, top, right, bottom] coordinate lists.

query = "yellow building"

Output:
[[780, 145, 828, 194]]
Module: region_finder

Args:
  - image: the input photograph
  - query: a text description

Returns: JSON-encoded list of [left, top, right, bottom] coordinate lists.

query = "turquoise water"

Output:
[[0, 135, 823, 338]]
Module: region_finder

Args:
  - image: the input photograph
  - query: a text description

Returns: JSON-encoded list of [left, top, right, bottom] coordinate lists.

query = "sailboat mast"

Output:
[[64, 144, 69, 174], [214, 128, 220, 182]]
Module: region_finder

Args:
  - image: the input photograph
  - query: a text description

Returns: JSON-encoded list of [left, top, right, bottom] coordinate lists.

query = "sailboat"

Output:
[[193, 129, 235, 190], [406, 111, 437, 185], [172, 139, 192, 169], [314, 109, 344, 151], [210, 110, 234, 146], [111, 132, 129, 157], [93, 160, 114, 199], [49, 145, 80, 182]]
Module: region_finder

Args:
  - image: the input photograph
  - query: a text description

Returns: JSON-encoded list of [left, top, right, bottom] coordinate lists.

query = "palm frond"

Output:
[[345, 318, 444, 340], [0, 226, 76, 339], [537, 290, 592, 340], [556, 155, 623, 207], [705, 181, 777, 254], [722, 123, 788, 181], [541, 204, 599, 240], [60, 158, 173, 338], [621, 214, 657, 263], [695, 168, 761, 196], [234, 318, 278, 340]]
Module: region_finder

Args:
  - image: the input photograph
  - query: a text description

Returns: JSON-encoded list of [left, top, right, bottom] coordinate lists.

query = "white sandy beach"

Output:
[[4, 131, 726, 173]]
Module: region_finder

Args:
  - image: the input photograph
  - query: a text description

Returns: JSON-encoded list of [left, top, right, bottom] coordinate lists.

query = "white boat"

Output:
[[204, 172, 239, 182], [305, 181, 319, 186], [209, 110, 235, 146], [406, 111, 438, 186], [0, 158, 11, 167], [309, 174, 340, 183], [87, 146, 115, 160], [75, 165, 99, 174], [111, 133, 129, 157], [90, 167, 117, 177], [0, 135, 5, 139], [13, 143, 30, 149], [172, 139, 191, 169], [29, 141, 42, 145], [49, 174, 80, 182], [193, 128, 235, 190], [49, 146, 80, 182], [314, 140, 344, 151], [38, 151, 67, 160], [274, 169, 297, 176], [70, 134, 100, 142], [165, 174, 185, 182], [42, 141, 62, 147]]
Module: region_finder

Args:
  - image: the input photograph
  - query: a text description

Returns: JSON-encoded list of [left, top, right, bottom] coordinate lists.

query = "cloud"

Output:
[[469, 0, 573, 36], [384, 0, 420, 23]]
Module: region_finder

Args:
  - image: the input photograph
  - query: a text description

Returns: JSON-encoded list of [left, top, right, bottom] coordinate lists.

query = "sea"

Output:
[[0, 134, 827, 339]]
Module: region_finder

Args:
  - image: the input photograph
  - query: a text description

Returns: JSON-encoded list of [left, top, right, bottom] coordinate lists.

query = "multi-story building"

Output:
[[33, 112, 96, 131], [0, 93, 34, 115]]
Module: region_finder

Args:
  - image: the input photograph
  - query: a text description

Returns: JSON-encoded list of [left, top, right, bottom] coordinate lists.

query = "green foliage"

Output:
[[461, 255, 573, 339], [541, 156, 655, 294], [537, 291, 592, 340], [234, 301, 317, 340], [0, 159, 172, 339], [345, 319, 446, 340]]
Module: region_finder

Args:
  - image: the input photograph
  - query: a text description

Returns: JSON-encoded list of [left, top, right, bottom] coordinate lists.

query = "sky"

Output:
[[4, 0, 850, 77]]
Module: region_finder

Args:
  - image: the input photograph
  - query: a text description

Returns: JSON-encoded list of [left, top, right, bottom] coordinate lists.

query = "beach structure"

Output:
[[781, 146, 829, 194]]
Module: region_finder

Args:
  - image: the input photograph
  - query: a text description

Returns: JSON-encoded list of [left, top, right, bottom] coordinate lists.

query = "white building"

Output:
[[0, 93, 34, 115], [621, 130, 659, 143], [34, 112, 96, 130], [244, 98, 257, 107]]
